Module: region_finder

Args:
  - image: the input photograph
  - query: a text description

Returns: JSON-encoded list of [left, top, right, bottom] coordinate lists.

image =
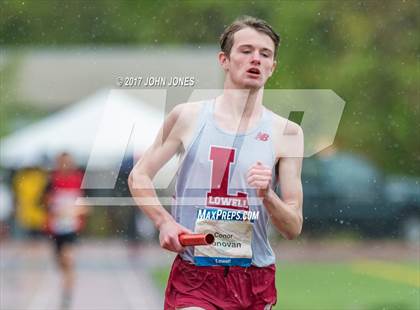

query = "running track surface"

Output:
[[0, 239, 175, 310]]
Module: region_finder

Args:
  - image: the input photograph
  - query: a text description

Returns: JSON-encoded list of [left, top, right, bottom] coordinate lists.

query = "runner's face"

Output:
[[222, 27, 276, 89], [57, 154, 75, 171]]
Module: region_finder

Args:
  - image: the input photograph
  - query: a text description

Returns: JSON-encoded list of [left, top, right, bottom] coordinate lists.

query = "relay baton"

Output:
[[179, 233, 215, 246]]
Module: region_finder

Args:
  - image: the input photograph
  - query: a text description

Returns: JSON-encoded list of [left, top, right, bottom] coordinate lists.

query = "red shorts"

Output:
[[164, 255, 277, 310]]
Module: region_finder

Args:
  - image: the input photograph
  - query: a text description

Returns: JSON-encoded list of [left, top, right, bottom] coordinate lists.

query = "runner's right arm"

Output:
[[128, 103, 192, 253]]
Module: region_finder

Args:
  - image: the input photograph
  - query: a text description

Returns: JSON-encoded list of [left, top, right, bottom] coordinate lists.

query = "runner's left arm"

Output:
[[263, 156, 303, 239], [247, 124, 304, 240]]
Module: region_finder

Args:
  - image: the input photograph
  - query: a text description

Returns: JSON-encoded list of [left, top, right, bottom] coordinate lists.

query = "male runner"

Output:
[[129, 16, 303, 309], [45, 152, 89, 309]]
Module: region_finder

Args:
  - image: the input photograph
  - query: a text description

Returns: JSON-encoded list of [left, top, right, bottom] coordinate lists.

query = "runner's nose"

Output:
[[251, 52, 261, 65]]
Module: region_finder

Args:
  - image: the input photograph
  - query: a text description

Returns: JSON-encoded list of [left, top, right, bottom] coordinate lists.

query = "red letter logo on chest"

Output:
[[206, 146, 249, 210]]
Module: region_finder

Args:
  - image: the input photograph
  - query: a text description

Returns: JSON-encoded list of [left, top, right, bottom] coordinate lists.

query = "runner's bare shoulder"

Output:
[[137, 102, 204, 175], [268, 110, 304, 159], [173, 101, 207, 153]]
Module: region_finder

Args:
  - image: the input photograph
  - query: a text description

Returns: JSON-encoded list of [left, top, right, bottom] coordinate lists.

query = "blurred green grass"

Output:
[[152, 261, 419, 310]]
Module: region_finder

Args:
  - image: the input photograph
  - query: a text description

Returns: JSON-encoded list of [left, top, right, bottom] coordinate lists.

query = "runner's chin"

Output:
[[243, 75, 263, 89]]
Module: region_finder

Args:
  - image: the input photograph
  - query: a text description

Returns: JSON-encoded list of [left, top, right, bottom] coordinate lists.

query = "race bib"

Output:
[[193, 208, 255, 267], [192, 145, 260, 266]]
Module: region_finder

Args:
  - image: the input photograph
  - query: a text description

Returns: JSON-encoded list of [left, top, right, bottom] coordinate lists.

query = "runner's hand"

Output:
[[247, 161, 272, 198], [158, 219, 192, 253]]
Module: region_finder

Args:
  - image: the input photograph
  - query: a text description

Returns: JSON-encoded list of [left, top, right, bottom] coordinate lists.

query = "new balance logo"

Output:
[[255, 132, 269, 141]]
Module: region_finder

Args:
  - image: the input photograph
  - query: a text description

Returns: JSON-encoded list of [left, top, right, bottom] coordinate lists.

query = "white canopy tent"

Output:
[[0, 89, 166, 171]]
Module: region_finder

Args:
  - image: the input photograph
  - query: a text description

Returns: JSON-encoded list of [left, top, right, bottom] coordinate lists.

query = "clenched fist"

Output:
[[246, 161, 272, 198]]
